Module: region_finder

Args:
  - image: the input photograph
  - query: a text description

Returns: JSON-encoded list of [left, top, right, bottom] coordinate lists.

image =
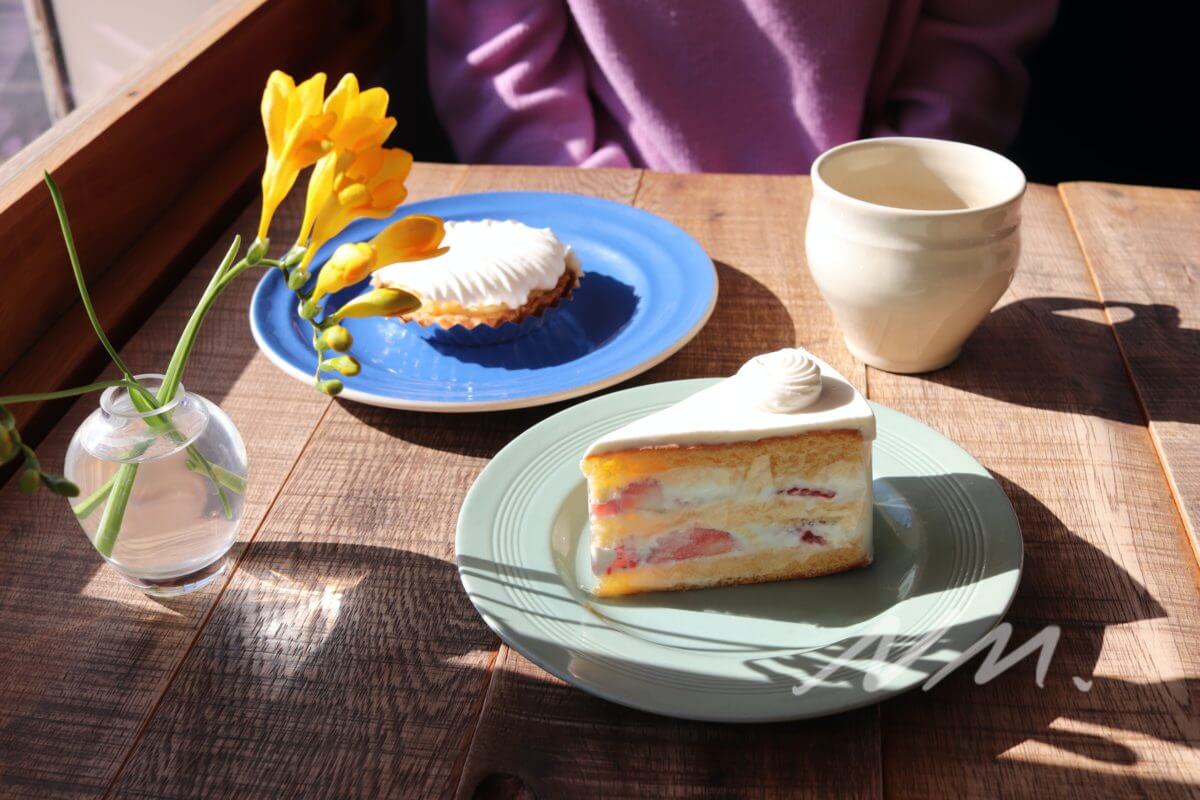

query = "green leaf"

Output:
[[44, 172, 136, 379]]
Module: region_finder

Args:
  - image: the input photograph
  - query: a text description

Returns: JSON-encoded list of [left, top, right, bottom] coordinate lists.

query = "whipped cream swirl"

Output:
[[736, 348, 823, 413]]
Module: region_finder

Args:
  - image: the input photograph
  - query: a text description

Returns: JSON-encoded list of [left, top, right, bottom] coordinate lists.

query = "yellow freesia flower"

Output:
[[316, 242, 374, 300], [313, 215, 445, 301], [326, 288, 422, 323], [324, 73, 397, 154], [296, 146, 415, 271], [258, 71, 335, 240]]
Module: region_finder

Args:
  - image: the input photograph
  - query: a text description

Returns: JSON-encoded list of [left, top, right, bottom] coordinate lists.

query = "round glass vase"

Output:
[[63, 374, 248, 596]]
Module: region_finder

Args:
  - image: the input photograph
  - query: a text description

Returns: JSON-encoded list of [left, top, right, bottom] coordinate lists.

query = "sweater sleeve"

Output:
[[426, 0, 631, 167], [871, 0, 1058, 150]]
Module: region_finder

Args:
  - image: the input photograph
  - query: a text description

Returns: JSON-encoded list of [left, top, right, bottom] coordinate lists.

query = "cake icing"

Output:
[[371, 219, 580, 310], [737, 348, 823, 412], [584, 348, 874, 456]]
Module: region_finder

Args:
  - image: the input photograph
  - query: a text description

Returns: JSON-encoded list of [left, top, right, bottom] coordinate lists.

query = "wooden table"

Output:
[[2, 164, 1199, 799]]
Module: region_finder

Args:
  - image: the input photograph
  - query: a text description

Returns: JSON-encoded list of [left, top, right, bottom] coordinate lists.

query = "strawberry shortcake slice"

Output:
[[581, 348, 874, 597]]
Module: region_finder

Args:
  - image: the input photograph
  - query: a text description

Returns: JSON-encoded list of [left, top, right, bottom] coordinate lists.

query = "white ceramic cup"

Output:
[[806, 137, 1026, 373]]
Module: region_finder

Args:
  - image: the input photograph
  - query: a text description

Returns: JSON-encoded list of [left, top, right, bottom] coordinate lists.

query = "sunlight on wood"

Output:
[[1001, 717, 1200, 777]]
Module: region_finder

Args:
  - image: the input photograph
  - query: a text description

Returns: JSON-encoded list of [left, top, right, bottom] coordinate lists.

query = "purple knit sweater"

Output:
[[427, 0, 1057, 173]]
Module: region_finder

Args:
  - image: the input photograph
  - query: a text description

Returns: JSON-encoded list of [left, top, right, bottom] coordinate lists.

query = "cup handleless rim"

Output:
[[811, 136, 1027, 219]]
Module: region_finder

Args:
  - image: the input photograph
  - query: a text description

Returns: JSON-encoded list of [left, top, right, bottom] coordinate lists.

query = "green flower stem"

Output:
[[124, 387, 234, 520], [214, 257, 260, 294], [45, 174, 139, 383], [47, 171, 150, 555], [0, 379, 134, 406], [93, 463, 135, 557], [41, 173, 264, 555], [75, 436, 245, 523], [72, 474, 117, 519], [91, 238, 245, 553], [184, 457, 246, 494], [159, 238, 241, 404], [74, 245, 256, 533]]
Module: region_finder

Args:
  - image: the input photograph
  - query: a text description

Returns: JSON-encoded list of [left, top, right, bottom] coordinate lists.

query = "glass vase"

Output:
[[64, 374, 248, 596]]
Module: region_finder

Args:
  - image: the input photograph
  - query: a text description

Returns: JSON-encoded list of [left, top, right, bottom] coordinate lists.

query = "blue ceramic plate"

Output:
[[250, 192, 717, 411], [457, 381, 1023, 722]]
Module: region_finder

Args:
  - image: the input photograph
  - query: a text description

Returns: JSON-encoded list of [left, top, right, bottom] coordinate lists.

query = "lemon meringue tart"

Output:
[[370, 219, 580, 337], [581, 348, 875, 597]]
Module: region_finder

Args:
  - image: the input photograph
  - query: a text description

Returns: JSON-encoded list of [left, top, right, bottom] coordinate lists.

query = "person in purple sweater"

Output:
[[427, 1, 1058, 173]]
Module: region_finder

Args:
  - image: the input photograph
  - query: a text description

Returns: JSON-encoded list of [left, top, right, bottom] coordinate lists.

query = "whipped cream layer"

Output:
[[585, 349, 874, 456], [590, 465, 868, 510], [371, 219, 581, 311]]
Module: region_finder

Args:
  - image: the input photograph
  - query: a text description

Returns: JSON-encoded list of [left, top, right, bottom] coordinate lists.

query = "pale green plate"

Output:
[[456, 380, 1022, 722]]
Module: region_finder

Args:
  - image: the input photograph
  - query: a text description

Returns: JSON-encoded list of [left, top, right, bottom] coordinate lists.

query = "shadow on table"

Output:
[[453, 469, 1186, 774], [635, 259, 796, 379], [424, 272, 640, 370], [336, 398, 570, 459], [336, 260, 794, 458], [33, 467, 1192, 796], [915, 296, 1200, 425]]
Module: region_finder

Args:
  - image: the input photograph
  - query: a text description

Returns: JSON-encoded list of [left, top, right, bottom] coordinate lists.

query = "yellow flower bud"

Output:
[[287, 268, 311, 290], [322, 325, 353, 352], [326, 288, 420, 323], [41, 473, 79, 498], [314, 242, 376, 300], [283, 246, 305, 268], [247, 237, 269, 264], [317, 378, 344, 396], [0, 428, 17, 462], [19, 468, 39, 494], [323, 355, 361, 376]]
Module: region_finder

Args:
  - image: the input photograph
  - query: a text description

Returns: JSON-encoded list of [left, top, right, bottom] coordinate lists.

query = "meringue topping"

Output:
[[371, 219, 580, 311], [737, 348, 823, 412], [583, 349, 873, 457]]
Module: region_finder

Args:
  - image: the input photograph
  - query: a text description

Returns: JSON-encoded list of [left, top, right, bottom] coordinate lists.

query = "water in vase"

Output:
[[64, 377, 248, 596]]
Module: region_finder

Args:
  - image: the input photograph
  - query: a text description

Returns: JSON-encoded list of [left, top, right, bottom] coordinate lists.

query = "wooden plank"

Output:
[[450, 170, 880, 800], [0, 0, 395, 445], [869, 186, 1200, 796], [1060, 182, 1200, 566], [0, 199, 326, 799], [0, 162, 462, 799], [97, 166, 659, 799]]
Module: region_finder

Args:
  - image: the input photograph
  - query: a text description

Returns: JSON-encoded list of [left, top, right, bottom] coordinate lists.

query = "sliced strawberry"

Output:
[[590, 499, 623, 517], [646, 527, 735, 564], [778, 486, 837, 499], [620, 479, 663, 511], [799, 529, 828, 546], [606, 543, 640, 574], [590, 478, 663, 517]]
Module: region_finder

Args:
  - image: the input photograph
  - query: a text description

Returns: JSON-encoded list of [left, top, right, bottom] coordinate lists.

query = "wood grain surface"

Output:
[[0, 185, 328, 800], [869, 185, 1200, 798], [2, 165, 1199, 799], [453, 169, 880, 800], [1060, 182, 1200, 566]]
